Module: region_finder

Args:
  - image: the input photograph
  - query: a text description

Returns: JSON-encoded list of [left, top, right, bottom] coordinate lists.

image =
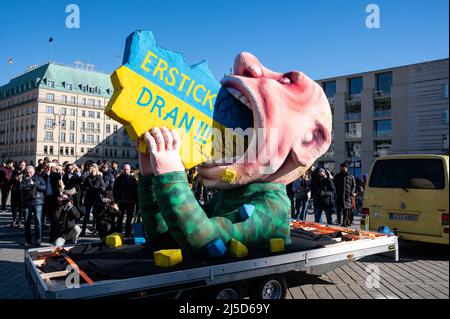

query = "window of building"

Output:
[[374, 120, 392, 138], [62, 95, 67, 104], [45, 131, 53, 141], [69, 133, 75, 143], [47, 93, 55, 102], [113, 135, 118, 145], [96, 135, 100, 143], [82, 98, 86, 106], [46, 105, 54, 114], [88, 99, 95, 107], [345, 142, 362, 158], [97, 100, 102, 108], [66, 83, 73, 90], [44, 118, 55, 128], [61, 119, 66, 129], [81, 147, 84, 153], [65, 147, 69, 155], [60, 132, 66, 142], [114, 125, 118, 132], [44, 145, 48, 155], [32, 106, 36, 113], [49, 146, 54, 155], [114, 149, 117, 157], [96, 112, 100, 119], [81, 122, 86, 130], [345, 102, 361, 120], [81, 110, 86, 117], [106, 124, 111, 134], [442, 109, 449, 125], [442, 84, 449, 99], [96, 123, 100, 132], [374, 99, 391, 118], [70, 96, 76, 105], [70, 147, 74, 155], [374, 140, 392, 157], [122, 150, 126, 158], [70, 120, 75, 130], [81, 134, 85, 143], [348, 77, 363, 95], [61, 107, 67, 115], [88, 111, 95, 118], [70, 108, 76, 116], [376, 72, 392, 93], [47, 80, 55, 88], [323, 81, 336, 98], [345, 122, 362, 139], [87, 122, 94, 132], [105, 138, 110, 145], [59, 146, 63, 155], [87, 134, 94, 144]]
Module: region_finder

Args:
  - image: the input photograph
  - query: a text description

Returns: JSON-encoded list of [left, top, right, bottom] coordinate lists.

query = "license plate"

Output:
[[389, 213, 419, 222]]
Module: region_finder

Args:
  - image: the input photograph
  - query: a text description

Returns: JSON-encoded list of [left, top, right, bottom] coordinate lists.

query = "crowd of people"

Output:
[[0, 157, 143, 247], [0, 157, 365, 248], [288, 161, 367, 227]]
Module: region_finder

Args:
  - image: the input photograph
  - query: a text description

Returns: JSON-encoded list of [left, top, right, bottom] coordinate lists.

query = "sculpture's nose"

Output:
[[233, 52, 263, 78]]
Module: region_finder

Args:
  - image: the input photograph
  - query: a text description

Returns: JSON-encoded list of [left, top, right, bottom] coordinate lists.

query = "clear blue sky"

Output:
[[0, 0, 448, 85]]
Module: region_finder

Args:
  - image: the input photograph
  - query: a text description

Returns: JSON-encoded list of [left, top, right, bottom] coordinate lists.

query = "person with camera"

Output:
[[315, 168, 336, 225], [17, 166, 46, 246], [10, 160, 27, 227], [62, 163, 82, 209], [95, 197, 121, 239], [0, 160, 14, 213], [113, 163, 138, 238], [42, 163, 64, 242], [81, 164, 106, 236], [54, 193, 83, 247]]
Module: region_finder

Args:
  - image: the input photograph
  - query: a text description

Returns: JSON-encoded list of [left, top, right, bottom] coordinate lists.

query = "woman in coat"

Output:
[[81, 164, 106, 236]]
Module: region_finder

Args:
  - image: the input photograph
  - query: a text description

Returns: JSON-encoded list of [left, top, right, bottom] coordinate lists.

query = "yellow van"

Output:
[[362, 154, 449, 245]]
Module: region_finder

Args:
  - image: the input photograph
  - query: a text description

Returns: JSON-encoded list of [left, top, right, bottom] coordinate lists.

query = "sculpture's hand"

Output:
[[137, 141, 154, 177], [144, 127, 185, 176]]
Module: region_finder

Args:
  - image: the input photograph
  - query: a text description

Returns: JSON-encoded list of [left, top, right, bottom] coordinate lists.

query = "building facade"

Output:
[[0, 62, 138, 166], [316, 58, 449, 178]]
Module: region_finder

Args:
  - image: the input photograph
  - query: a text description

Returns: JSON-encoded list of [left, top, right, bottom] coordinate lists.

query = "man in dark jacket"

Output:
[[333, 162, 356, 227], [42, 163, 63, 242], [0, 160, 14, 212], [18, 166, 46, 246], [81, 164, 106, 236], [54, 194, 82, 247], [316, 168, 336, 225], [62, 163, 83, 209], [100, 163, 115, 192], [10, 160, 27, 227], [113, 163, 138, 237]]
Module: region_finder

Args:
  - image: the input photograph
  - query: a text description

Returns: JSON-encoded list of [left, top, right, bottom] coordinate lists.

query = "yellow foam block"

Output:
[[269, 238, 285, 253], [222, 168, 237, 184], [154, 249, 183, 268], [228, 239, 248, 258], [105, 234, 123, 248]]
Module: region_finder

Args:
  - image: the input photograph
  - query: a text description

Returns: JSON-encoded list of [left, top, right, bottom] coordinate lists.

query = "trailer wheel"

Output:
[[249, 276, 287, 299], [209, 284, 244, 299]]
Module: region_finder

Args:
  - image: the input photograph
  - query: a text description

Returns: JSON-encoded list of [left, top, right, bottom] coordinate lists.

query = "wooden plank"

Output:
[[41, 270, 70, 280], [289, 286, 307, 299], [324, 285, 347, 299]]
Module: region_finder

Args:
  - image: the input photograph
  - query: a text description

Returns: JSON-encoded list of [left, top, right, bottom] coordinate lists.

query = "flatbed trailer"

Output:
[[25, 221, 399, 299]]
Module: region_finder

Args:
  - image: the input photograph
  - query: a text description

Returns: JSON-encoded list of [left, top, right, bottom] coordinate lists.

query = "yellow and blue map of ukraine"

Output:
[[106, 30, 253, 168]]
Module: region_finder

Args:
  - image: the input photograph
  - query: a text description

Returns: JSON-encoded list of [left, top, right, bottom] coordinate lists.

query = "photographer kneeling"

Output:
[[55, 193, 83, 247], [96, 196, 121, 240]]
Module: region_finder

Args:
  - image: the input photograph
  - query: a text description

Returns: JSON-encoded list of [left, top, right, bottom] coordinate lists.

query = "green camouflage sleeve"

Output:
[[138, 174, 168, 239], [152, 171, 291, 252]]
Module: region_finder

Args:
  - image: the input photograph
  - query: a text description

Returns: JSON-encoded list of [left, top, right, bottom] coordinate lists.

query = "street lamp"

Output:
[[53, 113, 66, 164]]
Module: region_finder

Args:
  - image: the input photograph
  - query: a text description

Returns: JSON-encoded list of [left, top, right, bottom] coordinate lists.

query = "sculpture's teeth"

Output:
[[240, 96, 248, 105], [226, 87, 242, 100]]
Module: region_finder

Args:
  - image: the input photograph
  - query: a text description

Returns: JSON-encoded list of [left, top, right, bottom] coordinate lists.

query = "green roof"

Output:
[[0, 62, 113, 100]]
